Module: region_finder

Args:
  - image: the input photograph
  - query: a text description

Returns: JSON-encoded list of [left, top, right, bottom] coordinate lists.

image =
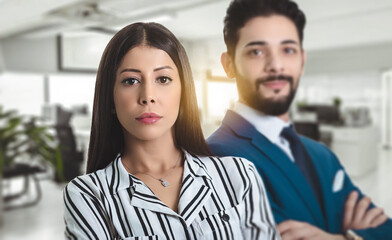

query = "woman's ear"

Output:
[[221, 52, 236, 79]]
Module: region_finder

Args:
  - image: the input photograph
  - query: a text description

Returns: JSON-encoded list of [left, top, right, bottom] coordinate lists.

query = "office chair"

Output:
[[54, 125, 84, 182], [3, 163, 45, 210]]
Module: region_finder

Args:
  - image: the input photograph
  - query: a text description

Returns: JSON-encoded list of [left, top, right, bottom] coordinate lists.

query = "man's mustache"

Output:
[[255, 75, 293, 89]]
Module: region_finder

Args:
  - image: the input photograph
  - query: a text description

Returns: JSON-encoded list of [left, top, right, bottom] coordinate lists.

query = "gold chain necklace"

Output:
[[123, 153, 182, 187]]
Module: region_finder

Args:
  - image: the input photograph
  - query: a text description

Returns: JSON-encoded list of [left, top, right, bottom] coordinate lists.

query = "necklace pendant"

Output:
[[159, 178, 170, 187]]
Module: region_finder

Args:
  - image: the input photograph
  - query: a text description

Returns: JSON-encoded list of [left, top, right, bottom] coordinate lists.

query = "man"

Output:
[[207, 0, 392, 239]]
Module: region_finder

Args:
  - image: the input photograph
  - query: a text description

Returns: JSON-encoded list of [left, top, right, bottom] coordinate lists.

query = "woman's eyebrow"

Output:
[[154, 66, 173, 72], [119, 68, 141, 74]]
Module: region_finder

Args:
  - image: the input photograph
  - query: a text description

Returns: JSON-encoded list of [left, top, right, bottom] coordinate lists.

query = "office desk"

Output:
[[320, 125, 379, 178], [74, 129, 90, 174]]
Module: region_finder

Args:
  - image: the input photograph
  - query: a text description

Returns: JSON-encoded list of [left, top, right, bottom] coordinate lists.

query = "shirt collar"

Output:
[[232, 101, 291, 144], [106, 150, 211, 194], [104, 154, 135, 195], [183, 150, 212, 180]]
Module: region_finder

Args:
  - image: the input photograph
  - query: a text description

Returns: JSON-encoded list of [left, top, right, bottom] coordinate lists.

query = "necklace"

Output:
[[123, 152, 182, 187]]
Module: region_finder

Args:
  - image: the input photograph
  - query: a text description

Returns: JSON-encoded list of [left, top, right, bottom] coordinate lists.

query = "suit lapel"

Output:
[[222, 110, 325, 228]]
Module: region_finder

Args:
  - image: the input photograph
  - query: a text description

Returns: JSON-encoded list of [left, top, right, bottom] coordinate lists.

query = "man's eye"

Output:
[[156, 76, 172, 84], [249, 49, 264, 56], [121, 78, 140, 85], [284, 47, 297, 54]]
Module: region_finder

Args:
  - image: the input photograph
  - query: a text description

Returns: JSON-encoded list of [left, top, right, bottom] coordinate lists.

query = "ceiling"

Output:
[[0, 0, 228, 40], [1, 0, 392, 52]]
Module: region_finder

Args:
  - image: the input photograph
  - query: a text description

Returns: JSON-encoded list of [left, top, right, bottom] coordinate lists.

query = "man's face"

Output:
[[224, 15, 305, 116]]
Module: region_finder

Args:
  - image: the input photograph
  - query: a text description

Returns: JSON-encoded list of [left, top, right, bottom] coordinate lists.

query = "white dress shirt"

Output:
[[63, 150, 280, 239], [232, 101, 295, 162]]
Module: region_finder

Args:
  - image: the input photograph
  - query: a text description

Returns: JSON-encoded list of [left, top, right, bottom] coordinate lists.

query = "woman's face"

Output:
[[113, 45, 182, 143]]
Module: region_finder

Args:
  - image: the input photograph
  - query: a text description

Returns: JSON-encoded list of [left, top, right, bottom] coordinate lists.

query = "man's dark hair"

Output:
[[223, 0, 306, 57]]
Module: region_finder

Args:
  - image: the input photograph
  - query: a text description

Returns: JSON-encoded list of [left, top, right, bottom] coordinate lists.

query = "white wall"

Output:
[[48, 73, 96, 112], [2, 36, 58, 73], [0, 34, 100, 118], [0, 72, 45, 116], [298, 70, 382, 127], [0, 72, 96, 118], [184, 37, 232, 123], [0, 41, 5, 73], [303, 1, 392, 51], [304, 42, 392, 75]]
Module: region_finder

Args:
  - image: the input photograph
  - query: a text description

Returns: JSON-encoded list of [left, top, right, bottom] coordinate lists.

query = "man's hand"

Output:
[[278, 220, 345, 240], [342, 191, 388, 231]]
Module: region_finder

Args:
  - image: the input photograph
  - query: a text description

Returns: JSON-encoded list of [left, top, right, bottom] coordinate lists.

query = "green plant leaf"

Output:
[[0, 106, 65, 182]]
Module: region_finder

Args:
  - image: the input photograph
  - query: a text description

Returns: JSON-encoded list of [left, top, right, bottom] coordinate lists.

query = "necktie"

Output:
[[281, 126, 322, 205]]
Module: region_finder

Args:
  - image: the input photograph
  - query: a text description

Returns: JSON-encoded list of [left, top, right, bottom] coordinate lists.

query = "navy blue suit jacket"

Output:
[[207, 110, 392, 239]]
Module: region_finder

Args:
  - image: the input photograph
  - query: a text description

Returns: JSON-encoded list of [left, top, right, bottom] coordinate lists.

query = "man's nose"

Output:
[[264, 52, 284, 74]]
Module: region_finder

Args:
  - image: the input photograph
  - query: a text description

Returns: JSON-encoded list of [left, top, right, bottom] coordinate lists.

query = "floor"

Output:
[[0, 149, 391, 239], [352, 148, 392, 217], [0, 178, 66, 240]]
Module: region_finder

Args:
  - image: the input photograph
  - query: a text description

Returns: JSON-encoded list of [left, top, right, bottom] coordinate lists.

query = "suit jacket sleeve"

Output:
[[326, 149, 392, 239], [209, 138, 392, 239]]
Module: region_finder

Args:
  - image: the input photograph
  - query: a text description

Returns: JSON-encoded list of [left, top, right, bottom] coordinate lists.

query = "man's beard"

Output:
[[237, 74, 298, 116]]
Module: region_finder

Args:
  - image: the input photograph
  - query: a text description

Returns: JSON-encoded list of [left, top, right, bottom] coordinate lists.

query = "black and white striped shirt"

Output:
[[63, 151, 280, 239]]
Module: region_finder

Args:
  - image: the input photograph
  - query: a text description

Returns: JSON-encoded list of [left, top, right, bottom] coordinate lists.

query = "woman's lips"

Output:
[[136, 113, 163, 124]]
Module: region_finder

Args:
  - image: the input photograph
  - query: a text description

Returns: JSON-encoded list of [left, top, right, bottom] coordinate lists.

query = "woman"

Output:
[[63, 22, 279, 240]]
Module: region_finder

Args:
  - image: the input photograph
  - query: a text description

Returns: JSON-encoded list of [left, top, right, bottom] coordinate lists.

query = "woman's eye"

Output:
[[121, 78, 140, 85], [156, 76, 172, 84]]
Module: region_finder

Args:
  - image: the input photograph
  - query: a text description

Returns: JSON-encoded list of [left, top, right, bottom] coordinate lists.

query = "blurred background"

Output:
[[0, 0, 392, 239]]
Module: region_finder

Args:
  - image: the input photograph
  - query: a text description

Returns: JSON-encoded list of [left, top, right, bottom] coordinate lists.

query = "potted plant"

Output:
[[333, 97, 342, 108], [0, 106, 63, 223]]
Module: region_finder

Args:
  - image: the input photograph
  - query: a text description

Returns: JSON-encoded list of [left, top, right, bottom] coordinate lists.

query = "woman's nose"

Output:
[[140, 97, 156, 105], [138, 82, 156, 105]]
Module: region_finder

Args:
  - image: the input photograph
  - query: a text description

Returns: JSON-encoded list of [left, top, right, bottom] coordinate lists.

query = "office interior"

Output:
[[1, 0, 392, 239]]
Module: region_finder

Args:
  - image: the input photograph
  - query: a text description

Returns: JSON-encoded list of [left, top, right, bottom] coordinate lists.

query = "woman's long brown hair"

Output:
[[86, 22, 211, 174]]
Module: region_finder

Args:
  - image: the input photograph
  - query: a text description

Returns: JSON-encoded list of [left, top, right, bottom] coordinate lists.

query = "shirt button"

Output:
[[222, 214, 230, 222]]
